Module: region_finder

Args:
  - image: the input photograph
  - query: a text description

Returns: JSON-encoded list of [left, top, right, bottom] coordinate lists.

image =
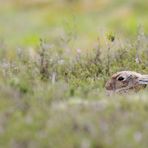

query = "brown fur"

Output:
[[105, 71, 148, 94]]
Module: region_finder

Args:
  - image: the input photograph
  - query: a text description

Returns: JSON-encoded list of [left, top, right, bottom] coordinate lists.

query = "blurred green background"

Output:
[[0, 0, 147, 48]]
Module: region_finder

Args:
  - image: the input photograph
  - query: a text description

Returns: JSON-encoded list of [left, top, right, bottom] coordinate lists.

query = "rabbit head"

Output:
[[105, 71, 148, 94]]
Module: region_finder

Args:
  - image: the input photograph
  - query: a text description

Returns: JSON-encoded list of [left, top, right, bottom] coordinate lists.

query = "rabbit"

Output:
[[105, 71, 148, 94]]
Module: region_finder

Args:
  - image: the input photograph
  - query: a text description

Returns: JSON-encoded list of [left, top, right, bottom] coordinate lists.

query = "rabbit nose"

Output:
[[105, 81, 114, 90]]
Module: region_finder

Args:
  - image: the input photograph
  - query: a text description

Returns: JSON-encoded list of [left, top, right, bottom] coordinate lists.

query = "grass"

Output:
[[0, 29, 148, 147], [0, 0, 148, 48], [0, 0, 148, 148]]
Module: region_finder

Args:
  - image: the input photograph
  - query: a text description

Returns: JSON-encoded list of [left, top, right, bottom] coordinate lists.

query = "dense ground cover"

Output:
[[0, 0, 148, 147]]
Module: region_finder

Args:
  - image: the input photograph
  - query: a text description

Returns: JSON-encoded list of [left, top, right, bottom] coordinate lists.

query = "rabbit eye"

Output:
[[117, 76, 124, 81]]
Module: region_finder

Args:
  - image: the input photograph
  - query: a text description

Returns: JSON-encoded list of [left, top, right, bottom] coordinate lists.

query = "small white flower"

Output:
[[49, 58, 53, 62], [134, 131, 142, 142], [76, 48, 81, 53], [58, 59, 64, 65]]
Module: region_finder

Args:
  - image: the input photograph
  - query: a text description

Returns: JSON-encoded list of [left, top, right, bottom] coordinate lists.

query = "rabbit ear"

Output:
[[138, 75, 148, 84]]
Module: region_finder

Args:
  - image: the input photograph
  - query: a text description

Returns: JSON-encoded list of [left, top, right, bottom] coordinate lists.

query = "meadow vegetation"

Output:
[[0, 0, 148, 148]]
